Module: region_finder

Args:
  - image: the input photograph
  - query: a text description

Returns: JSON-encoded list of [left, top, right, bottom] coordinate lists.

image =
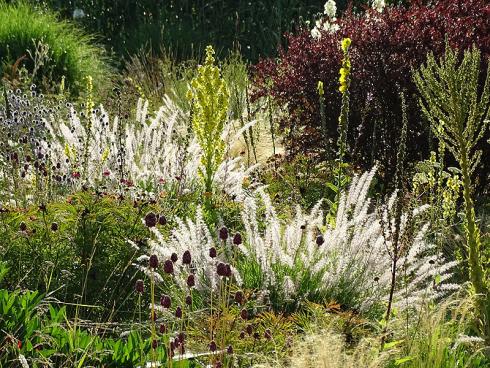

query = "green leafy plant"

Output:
[[188, 46, 230, 197], [413, 44, 490, 343]]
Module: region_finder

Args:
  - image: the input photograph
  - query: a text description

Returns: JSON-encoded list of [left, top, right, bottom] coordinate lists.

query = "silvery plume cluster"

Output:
[[239, 168, 458, 311], [146, 168, 459, 312], [0, 88, 256, 204]]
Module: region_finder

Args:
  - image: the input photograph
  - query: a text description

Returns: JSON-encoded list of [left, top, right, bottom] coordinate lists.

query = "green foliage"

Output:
[[188, 46, 230, 195], [413, 44, 490, 343], [0, 1, 111, 94]]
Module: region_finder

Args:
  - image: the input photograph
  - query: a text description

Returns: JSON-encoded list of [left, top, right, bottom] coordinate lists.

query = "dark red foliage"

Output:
[[253, 0, 490, 188]]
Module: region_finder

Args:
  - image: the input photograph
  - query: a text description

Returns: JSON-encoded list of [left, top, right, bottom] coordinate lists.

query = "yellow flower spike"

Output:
[[341, 37, 352, 52], [317, 81, 324, 96]]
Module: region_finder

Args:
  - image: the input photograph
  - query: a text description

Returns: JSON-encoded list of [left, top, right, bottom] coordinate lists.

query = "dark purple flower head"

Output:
[[144, 212, 158, 227], [175, 306, 183, 318], [216, 262, 227, 277], [187, 274, 195, 288], [227, 345, 233, 354], [160, 295, 171, 308], [240, 309, 248, 320], [164, 259, 174, 274], [239, 331, 246, 339], [19, 222, 27, 232], [209, 247, 217, 258], [209, 340, 217, 352], [135, 279, 144, 294], [171, 253, 178, 263], [152, 339, 158, 349], [316, 235, 325, 246], [235, 290, 244, 304], [149, 254, 159, 269], [182, 250, 192, 265], [158, 215, 167, 226], [246, 324, 253, 335], [185, 295, 192, 306], [51, 222, 59, 232], [215, 362, 222, 368], [264, 329, 272, 340], [159, 323, 167, 334], [253, 332, 260, 340], [233, 233, 242, 245], [219, 226, 228, 241]]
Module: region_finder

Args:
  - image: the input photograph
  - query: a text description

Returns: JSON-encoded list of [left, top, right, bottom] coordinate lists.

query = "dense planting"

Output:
[[0, 0, 489, 367]]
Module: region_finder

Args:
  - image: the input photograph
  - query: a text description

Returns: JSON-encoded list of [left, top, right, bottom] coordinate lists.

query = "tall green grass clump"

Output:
[[0, 1, 110, 94]]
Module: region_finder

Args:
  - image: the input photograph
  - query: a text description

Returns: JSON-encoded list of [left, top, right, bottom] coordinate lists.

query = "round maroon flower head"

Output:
[[163, 259, 174, 274], [152, 339, 158, 349], [171, 252, 178, 263], [160, 295, 171, 308], [235, 290, 244, 304], [159, 323, 167, 334], [233, 233, 242, 245], [173, 338, 180, 348], [50, 222, 59, 232], [264, 329, 272, 340], [175, 306, 183, 318], [240, 309, 248, 320], [219, 226, 228, 241], [209, 340, 217, 352], [185, 295, 192, 306], [144, 212, 158, 227], [170, 340, 176, 351], [182, 250, 192, 265], [253, 332, 260, 340], [209, 247, 217, 258], [38, 203, 47, 212], [227, 345, 233, 355], [316, 235, 325, 246], [19, 222, 27, 232], [246, 324, 253, 335], [216, 262, 227, 277], [187, 274, 195, 288], [239, 331, 246, 339], [135, 279, 144, 294], [149, 254, 159, 269], [158, 215, 167, 226]]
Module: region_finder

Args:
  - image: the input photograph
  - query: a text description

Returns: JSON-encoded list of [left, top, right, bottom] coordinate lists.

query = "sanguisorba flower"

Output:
[[164, 259, 174, 274], [145, 212, 158, 227], [182, 250, 192, 265], [149, 254, 159, 269]]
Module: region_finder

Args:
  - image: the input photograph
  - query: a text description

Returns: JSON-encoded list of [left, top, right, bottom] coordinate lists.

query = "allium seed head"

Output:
[[160, 295, 171, 308], [209, 340, 217, 352], [219, 226, 228, 241], [227, 345, 233, 354], [209, 247, 217, 258], [175, 306, 183, 318], [182, 250, 192, 265], [164, 260, 174, 274], [233, 233, 242, 245], [185, 295, 192, 305], [158, 215, 167, 226], [149, 254, 159, 269], [135, 279, 144, 294], [240, 309, 248, 320], [316, 235, 325, 246], [187, 274, 195, 288], [144, 212, 158, 227], [216, 262, 227, 277], [51, 222, 59, 231], [171, 252, 178, 263]]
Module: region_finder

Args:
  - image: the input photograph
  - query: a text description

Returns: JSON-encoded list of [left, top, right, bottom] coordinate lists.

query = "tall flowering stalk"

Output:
[[414, 45, 490, 343], [187, 46, 230, 196]]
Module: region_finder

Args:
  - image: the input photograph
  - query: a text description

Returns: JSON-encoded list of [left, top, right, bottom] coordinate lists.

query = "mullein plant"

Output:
[[327, 37, 352, 225], [413, 44, 490, 343], [187, 46, 230, 203]]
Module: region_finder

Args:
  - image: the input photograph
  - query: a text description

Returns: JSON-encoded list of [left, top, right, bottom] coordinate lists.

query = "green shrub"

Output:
[[0, 1, 111, 94]]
